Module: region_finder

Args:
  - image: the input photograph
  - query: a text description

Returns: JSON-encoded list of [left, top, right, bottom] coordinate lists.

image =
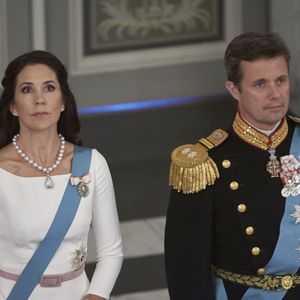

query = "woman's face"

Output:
[[10, 64, 65, 133]]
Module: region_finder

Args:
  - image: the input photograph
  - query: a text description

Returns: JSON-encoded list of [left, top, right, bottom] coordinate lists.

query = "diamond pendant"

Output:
[[78, 182, 90, 198], [45, 175, 54, 189]]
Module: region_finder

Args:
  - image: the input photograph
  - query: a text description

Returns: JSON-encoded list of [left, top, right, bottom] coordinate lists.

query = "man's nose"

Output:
[[268, 83, 281, 99]]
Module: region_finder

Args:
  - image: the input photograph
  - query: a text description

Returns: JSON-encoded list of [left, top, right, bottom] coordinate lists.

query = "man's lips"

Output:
[[264, 104, 284, 110]]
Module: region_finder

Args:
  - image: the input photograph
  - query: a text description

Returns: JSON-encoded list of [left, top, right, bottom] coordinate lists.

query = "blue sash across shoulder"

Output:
[[242, 125, 300, 299], [215, 125, 300, 300], [7, 146, 92, 300]]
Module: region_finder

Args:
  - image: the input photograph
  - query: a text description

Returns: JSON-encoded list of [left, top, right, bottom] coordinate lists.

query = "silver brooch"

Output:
[[70, 173, 91, 198], [71, 245, 87, 269]]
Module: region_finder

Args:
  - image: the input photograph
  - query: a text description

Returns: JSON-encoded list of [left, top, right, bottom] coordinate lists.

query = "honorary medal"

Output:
[[280, 154, 300, 197], [266, 148, 281, 177]]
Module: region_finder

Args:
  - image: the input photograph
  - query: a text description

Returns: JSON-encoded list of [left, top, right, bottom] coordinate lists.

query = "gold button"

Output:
[[251, 247, 260, 256], [246, 226, 254, 235], [230, 181, 239, 190], [257, 268, 266, 275], [237, 204, 247, 213], [222, 160, 231, 168]]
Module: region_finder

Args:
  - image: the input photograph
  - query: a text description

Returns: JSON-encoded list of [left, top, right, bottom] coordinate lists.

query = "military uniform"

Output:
[[165, 113, 300, 299]]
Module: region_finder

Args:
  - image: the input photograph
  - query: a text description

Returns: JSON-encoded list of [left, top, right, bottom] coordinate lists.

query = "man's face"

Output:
[[225, 56, 289, 130]]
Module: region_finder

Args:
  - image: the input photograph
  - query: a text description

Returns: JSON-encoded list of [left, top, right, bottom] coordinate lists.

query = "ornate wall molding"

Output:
[[69, 0, 242, 76], [0, 0, 7, 78]]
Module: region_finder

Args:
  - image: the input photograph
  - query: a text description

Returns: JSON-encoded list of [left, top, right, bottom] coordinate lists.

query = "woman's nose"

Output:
[[34, 92, 46, 105]]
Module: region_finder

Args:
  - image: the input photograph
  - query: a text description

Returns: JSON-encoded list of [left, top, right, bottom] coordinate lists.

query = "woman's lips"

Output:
[[31, 112, 49, 117]]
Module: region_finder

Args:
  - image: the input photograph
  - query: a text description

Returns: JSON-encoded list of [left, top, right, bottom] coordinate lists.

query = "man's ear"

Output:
[[225, 81, 241, 102]]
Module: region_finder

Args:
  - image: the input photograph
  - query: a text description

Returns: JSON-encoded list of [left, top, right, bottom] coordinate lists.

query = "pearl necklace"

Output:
[[12, 134, 65, 189]]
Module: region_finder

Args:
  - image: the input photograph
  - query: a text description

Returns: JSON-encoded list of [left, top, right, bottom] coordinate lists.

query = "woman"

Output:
[[0, 50, 123, 300]]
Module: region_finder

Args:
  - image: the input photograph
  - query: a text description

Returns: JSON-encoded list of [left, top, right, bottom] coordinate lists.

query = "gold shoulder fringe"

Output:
[[288, 114, 300, 124], [169, 129, 228, 194]]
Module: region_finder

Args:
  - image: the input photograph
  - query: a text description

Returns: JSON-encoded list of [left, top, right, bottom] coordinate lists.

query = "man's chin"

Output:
[[267, 109, 287, 122], [263, 116, 285, 127]]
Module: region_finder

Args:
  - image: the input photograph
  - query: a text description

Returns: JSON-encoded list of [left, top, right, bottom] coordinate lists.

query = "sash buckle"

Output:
[[40, 275, 62, 287]]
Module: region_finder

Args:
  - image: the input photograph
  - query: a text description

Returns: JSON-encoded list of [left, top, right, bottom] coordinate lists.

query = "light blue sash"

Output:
[[7, 146, 92, 300], [242, 125, 300, 299], [214, 276, 228, 299]]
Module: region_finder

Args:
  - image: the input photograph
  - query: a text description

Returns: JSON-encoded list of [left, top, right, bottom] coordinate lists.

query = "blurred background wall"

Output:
[[1, 0, 300, 299]]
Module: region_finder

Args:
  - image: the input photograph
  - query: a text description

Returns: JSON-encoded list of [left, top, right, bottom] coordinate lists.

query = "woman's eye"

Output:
[[46, 85, 55, 92], [21, 86, 32, 93]]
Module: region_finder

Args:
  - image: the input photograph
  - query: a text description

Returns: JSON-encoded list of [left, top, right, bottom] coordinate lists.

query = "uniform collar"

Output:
[[240, 115, 281, 136], [232, 112, 288, 150]]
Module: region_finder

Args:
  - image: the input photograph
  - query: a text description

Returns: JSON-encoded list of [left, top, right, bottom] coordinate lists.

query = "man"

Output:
[[165, 32, 300, 299]]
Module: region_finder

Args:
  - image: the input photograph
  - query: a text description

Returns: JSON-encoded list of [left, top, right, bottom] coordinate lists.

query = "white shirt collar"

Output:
[[240, 114, 281, 136]]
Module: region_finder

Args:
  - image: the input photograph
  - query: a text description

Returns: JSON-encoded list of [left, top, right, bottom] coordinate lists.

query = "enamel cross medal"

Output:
[[266, 147, 280, 177]]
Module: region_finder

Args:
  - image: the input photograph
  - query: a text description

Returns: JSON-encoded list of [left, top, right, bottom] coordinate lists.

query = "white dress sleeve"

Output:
[[87, 150, 123, 298]]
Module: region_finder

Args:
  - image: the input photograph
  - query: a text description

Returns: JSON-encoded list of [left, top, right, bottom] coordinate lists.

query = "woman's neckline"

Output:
[[0, 167, 71, 179]]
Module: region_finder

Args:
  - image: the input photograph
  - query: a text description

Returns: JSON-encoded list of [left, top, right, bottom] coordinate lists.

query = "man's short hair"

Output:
[[224, 32, 291, 88]]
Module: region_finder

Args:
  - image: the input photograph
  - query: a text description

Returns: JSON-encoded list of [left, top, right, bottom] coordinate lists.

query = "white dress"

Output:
[[0, 149, 123, 300]]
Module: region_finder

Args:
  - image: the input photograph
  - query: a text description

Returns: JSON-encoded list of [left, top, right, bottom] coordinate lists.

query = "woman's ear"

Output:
[[9, 104, 18, 116]]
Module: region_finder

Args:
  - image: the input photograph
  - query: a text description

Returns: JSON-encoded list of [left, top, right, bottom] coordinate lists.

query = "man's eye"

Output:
[[254, 82, 264, 88], [278, 78, 286, 85]]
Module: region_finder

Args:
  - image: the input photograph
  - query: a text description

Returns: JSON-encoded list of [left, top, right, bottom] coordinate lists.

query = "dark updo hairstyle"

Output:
[[224, 32, 291, 90], [0, 50, 81, 148]]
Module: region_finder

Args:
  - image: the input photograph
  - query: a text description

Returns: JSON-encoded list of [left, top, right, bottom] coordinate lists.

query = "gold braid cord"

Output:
[[169, 129, 228, 194], [215, 268, 300, 291]]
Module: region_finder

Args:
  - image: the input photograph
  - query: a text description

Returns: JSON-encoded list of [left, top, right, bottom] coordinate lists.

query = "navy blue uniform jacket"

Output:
[[165, 120, 300, 299]]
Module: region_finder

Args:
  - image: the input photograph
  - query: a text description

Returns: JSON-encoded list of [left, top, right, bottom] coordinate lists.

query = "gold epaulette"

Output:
[[288, 114, 300, 124], [169, 129, 228, 194]]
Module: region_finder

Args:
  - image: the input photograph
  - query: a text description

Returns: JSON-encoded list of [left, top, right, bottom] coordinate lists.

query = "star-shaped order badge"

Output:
[[71, 245, 87, 269], [291, 204, 300, 224]]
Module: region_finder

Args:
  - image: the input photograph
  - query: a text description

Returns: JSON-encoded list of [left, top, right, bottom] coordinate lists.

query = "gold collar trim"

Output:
[[232, 113, 288, 150]]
